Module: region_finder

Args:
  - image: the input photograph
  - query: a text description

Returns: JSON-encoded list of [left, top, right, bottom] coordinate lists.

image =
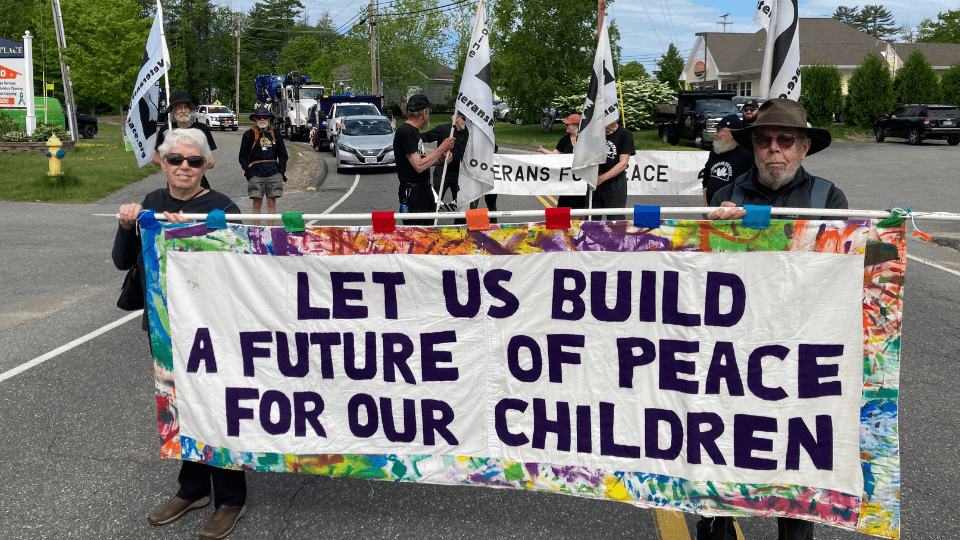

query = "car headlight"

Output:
[[338, 142, 353, 152], [384, 145, 393, 154]]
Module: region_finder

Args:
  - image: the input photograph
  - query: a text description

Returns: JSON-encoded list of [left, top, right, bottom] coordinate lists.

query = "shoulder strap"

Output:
[[730, 183, 745, 206], [809, 177, 831, 209], [247, 126, 261, 156]]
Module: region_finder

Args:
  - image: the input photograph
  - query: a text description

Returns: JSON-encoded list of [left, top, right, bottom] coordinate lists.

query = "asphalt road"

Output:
[[1, 130, 959, 539]]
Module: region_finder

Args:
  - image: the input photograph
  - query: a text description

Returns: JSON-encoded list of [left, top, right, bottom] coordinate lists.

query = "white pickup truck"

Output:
[[197, 104, 238, 131]]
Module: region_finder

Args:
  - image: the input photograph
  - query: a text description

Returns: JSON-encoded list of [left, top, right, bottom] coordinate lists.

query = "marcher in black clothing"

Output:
[[393, 94, 455, 225], [537, 114, 584, 209], [113, 128, 246, 540], [591, 120, 635, 220], [698, 99, 846, 540], [239, 106, 289, 226], [423, 112, 468, 205], [699, 115, 753, 205], [152, 90, 216, 190]]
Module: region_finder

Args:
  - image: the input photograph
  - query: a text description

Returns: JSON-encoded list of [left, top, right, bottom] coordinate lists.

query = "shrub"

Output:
[[799, 63, 843, 127], [552, 77, 673, 130], [30, 123, 69, 142], [845, 53, 895, 128], [893, 49, 941, 104], [1, 131, 28, 142], [0, 111, 21, 134], [941, 63, 960, 107]]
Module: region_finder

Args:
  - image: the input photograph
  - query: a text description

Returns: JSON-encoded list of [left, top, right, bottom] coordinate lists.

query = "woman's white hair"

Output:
[[157, 128, 212, 162]]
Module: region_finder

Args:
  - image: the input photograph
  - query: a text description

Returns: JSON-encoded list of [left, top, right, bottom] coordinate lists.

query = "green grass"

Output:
[[822, 123, 872, 142], [0, 123, 160, 203], [446, 121, 701, 151]]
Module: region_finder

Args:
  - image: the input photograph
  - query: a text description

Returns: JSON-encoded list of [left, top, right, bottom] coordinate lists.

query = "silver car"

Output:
[[334, 116, 396, 171]]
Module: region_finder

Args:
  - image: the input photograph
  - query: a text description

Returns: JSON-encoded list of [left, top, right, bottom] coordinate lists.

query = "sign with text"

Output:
[[144, 219, 903, 537], [491, 152, 706, 196], [0, 37, 26, 110]]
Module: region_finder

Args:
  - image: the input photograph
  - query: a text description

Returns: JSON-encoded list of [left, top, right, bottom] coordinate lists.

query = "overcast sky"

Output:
[[217, 0, 954, 70]]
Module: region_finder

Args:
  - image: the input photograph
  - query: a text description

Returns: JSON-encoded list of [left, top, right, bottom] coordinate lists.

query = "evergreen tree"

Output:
[[799, 63, 843, 127], [845, 53, 894, 128], [893, 49, 941, 104], [857, 5, 902, 41], [655, 43, 684, 90], [832, 6, 860, 27], [941, 63, 960, 107]]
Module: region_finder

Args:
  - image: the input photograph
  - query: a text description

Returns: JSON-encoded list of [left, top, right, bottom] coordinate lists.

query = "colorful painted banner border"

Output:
[[142, 219, 903, 538]]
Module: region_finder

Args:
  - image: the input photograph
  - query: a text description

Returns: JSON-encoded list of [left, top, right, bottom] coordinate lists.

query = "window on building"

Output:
[[739, 81, 752, 96]]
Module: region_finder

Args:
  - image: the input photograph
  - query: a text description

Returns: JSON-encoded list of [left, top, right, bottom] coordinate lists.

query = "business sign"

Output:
[[142, 218, 904, 537], [0, 36, 26, 109]]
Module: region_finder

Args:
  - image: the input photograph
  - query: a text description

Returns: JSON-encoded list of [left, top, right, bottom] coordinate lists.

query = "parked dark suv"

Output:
[[874, 103, 960, 146]]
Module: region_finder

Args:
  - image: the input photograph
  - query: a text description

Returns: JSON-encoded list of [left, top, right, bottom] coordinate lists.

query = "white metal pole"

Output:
[[22, 31, 36, 135]]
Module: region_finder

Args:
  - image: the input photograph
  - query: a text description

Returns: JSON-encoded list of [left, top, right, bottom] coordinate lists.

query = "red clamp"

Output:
[[545, 207, 571, 229], [372, 211, 396, 232]]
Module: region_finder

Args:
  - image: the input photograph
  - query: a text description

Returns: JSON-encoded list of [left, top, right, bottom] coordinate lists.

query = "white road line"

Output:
[[907, 254, 960, 277], [306, 172, 360, 226], [0, 311, 143, 383]]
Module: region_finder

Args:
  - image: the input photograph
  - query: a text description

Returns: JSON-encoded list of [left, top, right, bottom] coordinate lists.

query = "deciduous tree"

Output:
[[655, 43, 684, 90], [620, 61, 649, 80], [917, 10, 960, 43]]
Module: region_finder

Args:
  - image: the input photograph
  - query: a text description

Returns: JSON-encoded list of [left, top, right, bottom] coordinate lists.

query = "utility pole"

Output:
[[235, 15, 241, 114], [369, 0, 377, 94], [717, 13, 732, 33]]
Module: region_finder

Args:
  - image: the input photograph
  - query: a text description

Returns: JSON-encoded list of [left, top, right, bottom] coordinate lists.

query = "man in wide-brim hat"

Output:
[[152, 91, 218, 189], [707, 98, 847, 221]]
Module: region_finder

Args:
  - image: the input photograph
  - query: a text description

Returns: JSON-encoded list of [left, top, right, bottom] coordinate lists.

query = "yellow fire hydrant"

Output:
[[45, 134, 65, 176]]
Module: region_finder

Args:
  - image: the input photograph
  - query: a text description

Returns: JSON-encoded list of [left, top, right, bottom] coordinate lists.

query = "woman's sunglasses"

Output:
[[165, 153, 206, 169], [753, 133, 801, 149]]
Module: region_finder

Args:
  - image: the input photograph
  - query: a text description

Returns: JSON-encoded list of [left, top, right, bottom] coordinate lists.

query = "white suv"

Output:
[[197, 104, 238, 131]]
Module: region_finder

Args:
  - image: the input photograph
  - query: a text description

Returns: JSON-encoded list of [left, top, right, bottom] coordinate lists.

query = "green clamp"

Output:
[[282, 212, 306, 232]]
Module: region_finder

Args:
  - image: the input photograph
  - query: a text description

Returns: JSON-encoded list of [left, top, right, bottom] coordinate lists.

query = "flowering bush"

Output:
[[552, 77, 674, 130]]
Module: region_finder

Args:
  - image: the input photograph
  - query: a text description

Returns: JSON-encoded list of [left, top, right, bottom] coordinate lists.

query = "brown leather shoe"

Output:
[[199, 505, 246, 539], [148, 495, 210, 526]]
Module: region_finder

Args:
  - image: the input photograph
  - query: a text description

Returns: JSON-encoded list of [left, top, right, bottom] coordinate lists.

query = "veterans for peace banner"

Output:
[[124, 10, 169, 167], [453, 0, 496, 209], [489, 152, 706, 196], [757, 0, 801, 100], [142, 218, 904, 538]]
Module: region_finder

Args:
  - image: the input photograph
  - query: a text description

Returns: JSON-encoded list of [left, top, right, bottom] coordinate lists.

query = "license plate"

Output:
[[364, 157, 377, 164], [944, 120, 954, 126]]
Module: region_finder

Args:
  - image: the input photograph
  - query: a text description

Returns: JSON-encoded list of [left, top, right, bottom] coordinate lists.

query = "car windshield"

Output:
[[698, 100, 741, 116], [342, 118, 392, 136], [337, 105, 379, 117], [210, 107, 231, 114], [928, 107, 959, 118]]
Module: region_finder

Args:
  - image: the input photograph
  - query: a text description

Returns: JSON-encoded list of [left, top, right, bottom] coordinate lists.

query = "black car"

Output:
[[61, 105, 98, 139], [874, 103, 960, 146]]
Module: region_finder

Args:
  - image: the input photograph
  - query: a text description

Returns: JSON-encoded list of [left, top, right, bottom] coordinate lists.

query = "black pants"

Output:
[[398, 182, 433, 226], [697, 516, 814, 540], [432, 177, 459, 203], [176, 461, 246, 507], [590, 173, 627, 220]]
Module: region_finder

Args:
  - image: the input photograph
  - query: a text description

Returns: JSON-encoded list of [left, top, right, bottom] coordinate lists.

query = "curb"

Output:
[[931, 236, 960, 251], [307, 150, 328, 192]]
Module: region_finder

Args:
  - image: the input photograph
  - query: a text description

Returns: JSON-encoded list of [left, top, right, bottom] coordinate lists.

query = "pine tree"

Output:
[[799, 63, 843, 127], [845, 53, 894, 127], [941, 63, 960, 107], [655, 44, 684, 90], [858, 5, 902, 41], [893, 49, 941, 104]]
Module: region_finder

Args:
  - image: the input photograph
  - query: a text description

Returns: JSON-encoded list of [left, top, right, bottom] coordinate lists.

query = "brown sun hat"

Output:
[[731, 99, 831, 155]]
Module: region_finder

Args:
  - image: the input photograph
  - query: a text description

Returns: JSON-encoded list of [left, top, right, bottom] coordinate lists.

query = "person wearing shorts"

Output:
[[239, 106, 288, 226]]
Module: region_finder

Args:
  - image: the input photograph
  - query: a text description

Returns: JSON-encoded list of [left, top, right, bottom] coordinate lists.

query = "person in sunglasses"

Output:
[[698, 100, 847, 540], [151, 91, 217, 190], [112, 128, 246, 540], [706, 98, 847, 223], [239, 106, 289, 226]]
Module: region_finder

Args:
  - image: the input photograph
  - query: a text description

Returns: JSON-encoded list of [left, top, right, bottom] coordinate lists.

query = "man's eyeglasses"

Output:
[[254, 116, 271, 120], [165, 153, 206, 169], [742, 108, 757, 113], [754, 132, 801, 149]]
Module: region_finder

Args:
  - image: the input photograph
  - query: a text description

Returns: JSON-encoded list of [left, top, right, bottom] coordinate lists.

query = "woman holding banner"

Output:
[[112, 128, 246, 540]]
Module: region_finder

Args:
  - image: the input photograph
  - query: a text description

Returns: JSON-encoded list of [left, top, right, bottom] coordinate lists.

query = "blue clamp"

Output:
[[742, 205, 771, 229], [633, 205, 660, 228], [206, 209, 227, 229], [137, 209, 162, 231]]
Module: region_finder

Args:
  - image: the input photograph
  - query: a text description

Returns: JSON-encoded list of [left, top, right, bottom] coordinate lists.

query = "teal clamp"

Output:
[[282, 212, 306, 232], [206, 209, 227, 229], [742, 205, 771, 229], [633, 205, 660, 228]]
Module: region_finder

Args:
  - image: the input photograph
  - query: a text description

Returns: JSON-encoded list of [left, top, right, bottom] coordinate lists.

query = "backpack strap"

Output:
[[809, 177, 831, 209]]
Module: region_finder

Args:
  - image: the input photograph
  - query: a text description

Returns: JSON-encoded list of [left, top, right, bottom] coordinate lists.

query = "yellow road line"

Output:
[[536, 195, 556, 208], [653, 509, 689, 540]]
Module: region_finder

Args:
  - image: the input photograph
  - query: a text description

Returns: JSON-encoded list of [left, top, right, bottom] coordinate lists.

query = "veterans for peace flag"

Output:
[[571, 17, 619, 187], [141, 215, 904, 538], [756, 0, 801, 100], [124, 9, 169, 167], [454, 0, 496, 209]]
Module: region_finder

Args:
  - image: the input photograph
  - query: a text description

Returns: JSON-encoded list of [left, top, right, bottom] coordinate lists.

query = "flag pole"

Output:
[[157, 0, 173, 130], [433, 113, 458, 225]]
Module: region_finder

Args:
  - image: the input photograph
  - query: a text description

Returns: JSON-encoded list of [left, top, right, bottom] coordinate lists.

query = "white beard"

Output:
[[756, 158, 800, 189], [712, 139, 736, 154]]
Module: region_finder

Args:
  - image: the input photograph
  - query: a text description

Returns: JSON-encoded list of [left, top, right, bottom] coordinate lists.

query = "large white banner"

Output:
[[490, 152, 707, 196], [168, 249, 865, 495]]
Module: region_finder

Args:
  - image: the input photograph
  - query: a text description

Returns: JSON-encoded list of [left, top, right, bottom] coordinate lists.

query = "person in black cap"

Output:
[[699, 100, 847, 540], [698, 114, 753, 205], [740, 98, 760, 126], [239, 106, 288, 226], [394, 94, 455, 225], [152, 91, 218, 190]]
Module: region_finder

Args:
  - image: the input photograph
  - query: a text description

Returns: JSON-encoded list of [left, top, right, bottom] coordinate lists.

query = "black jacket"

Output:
[[710, 165, 848, 219]]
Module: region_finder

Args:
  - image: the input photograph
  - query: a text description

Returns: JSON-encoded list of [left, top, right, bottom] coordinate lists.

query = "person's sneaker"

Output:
[[148, 495, 210, 526], [199, 505, 246, 539]]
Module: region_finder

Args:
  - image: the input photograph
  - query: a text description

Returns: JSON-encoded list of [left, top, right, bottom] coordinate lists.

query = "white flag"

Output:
[[454, 0, 496, 209], [759, 0, 801, 101], [754, 0, 771, 29], [124, 12, 168, 167], [571, 20, 618, 188]]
